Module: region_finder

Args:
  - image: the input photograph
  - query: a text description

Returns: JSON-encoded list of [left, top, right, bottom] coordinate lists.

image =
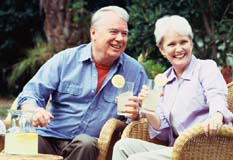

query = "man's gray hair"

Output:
[[154, 15, 193, 46], [91, 6, 129, 27]]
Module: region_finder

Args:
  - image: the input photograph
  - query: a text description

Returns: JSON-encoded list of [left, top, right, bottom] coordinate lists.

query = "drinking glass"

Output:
[[141, 79, 161, 113], [117, 82, 134, 116]]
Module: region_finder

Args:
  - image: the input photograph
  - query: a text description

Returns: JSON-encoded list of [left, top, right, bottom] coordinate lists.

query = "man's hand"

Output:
[[32, 107, 54, 127], [21, 103, 54, 127], [124, 96, 140, 120]]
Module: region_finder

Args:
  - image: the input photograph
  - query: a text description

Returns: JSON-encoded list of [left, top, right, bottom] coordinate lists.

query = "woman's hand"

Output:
[[138, 85, 150, 103], [203, 112, 223, 136], [138, 85, 161, 129]]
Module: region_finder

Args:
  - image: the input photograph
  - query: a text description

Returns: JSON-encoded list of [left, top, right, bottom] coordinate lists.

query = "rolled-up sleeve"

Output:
[[200, 60, 233, 123], [17, 53, 63, 109], [148, 104, 170, 140]]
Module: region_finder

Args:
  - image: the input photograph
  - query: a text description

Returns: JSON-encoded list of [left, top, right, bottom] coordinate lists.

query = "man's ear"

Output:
[[90, 27, 96, 41]]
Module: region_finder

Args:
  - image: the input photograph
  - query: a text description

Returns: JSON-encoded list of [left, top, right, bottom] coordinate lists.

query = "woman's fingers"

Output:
[[203, 118, 222, 136]]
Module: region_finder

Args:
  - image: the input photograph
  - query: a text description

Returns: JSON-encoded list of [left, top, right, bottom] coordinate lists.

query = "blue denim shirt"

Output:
[[17, 43, 148, 139]]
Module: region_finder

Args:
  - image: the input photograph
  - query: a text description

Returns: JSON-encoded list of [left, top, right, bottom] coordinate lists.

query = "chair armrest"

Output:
[[121, 118, 150, 140], [121, 118, 168, 146], [0, 135, 4, 152], [97, 118, 126, 160], [227, 81, 233, 112], [172, 124, 233, 160]]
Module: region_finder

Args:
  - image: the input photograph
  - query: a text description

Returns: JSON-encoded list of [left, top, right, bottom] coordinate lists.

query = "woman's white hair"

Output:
[[154, 15, 193, 46], [91, 6, 129, 27]]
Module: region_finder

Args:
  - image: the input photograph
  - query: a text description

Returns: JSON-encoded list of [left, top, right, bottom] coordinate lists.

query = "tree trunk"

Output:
[[40, 0, 90, 52], [197, 0, 218, 61]]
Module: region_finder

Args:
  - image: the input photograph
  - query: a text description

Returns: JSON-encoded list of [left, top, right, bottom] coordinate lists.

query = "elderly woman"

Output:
[[112, 15, 233, 160]]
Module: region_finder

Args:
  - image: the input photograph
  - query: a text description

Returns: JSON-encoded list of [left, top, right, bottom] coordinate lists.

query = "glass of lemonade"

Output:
[[141, 79, 161, 113], [117, 82, 134, 116]]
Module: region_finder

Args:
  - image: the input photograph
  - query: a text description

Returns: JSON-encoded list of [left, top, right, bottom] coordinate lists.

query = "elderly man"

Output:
[[17, 5, 147, 160]]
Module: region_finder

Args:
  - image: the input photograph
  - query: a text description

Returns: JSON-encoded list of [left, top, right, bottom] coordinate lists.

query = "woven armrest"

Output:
[[121, 118, 168, 146], [97, 118, 126, 160], [172, 124, 233, 160], [121, 118, 150, 140], [0, 135, 4, 152], [227, 81, 233, 112]]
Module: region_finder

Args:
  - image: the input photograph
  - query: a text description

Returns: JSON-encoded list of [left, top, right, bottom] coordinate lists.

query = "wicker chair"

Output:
[[121, 118, 169, 146], [172, 123, 233, 160], [121, 81, 233, 160], [0, 98, 127, 160]]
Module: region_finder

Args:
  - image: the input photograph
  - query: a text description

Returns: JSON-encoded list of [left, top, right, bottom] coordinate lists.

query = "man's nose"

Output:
[[115, 33, 123, 41]]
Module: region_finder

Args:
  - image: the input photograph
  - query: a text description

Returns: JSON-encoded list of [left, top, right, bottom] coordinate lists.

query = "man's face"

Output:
[[90, 12, 128, 65]]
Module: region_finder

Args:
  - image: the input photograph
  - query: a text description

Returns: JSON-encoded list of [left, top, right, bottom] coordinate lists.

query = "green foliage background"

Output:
[[0, 0, 233, 96], [127, 0, 233, 64], [0, 0, 44, 66]]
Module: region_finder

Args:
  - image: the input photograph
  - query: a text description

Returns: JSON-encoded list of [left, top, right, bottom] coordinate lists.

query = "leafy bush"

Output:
[[142, 60, 167, 79], [0, 0, 44, 65], [126, 0, 233, 68], [8, 37, 52, 90]]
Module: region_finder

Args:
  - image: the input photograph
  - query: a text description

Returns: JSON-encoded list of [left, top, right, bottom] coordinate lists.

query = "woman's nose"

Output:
[[175, 45, 183, 52]]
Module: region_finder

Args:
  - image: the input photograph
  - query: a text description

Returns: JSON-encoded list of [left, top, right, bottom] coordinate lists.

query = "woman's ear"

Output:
[[158, 45, 167, 58], [190, 39, 194, 50]]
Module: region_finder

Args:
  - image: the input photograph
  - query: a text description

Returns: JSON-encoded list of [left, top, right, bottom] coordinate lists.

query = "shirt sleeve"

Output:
[[199, 60, 233, 123], [17, 53, 64, 109], [148, 103, 170, 140]]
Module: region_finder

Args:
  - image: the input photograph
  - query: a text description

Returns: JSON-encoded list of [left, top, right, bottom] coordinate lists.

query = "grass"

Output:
[[0, 107, 9, 119], [0, 98, 13, 119]]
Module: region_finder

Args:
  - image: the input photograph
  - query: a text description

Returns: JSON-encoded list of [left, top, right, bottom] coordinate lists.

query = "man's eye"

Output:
[[122, 32, 128, 36], [110, 30, 118, 34], [181, 40, 188, 45]]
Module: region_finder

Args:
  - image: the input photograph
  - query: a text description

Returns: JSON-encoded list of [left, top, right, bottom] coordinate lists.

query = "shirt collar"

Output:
[[79, 42, 124, 68], [180, 55, 197, 80], [166, 55, 197, 82], [79, 42, 93, 62]]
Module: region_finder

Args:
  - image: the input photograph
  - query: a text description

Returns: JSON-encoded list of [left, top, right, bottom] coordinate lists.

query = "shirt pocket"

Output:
[[57, 82, 83, 96], [103, 89, 117, 103]]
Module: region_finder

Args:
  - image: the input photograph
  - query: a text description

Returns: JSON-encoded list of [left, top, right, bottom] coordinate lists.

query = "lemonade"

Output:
[[142, 89, 160, 113], [117, 91, 133, 115], [141, 75, 167, 114], [5, 133, 38, 155]]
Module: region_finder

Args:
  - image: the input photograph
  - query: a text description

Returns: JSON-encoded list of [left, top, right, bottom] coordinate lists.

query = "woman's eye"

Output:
[[168, 43, 175, 47]]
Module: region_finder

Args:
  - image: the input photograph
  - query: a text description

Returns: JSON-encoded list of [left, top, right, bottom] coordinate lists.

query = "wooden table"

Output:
[[0, 152, 63, 160]]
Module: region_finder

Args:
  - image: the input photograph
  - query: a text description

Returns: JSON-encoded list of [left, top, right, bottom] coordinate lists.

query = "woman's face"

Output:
[[159, 30, 193, 76]]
